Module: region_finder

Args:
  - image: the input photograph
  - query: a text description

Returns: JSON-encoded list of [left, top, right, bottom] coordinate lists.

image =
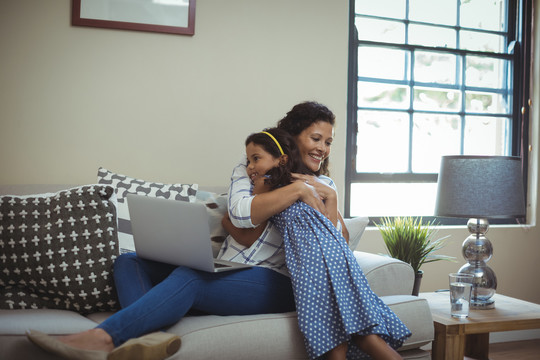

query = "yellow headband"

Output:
[[261, 131, 284, 156]]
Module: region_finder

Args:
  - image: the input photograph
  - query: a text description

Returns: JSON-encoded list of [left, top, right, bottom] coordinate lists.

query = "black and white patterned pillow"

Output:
[[97, 168, 198, 253], [0, 185, 119, 314]]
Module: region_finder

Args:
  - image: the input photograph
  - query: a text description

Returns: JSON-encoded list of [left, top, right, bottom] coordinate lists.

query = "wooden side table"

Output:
[[419, 292, 540, 360]]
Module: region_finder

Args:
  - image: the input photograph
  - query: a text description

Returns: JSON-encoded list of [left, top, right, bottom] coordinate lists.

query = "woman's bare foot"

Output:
[[57, 328, 115, 353]]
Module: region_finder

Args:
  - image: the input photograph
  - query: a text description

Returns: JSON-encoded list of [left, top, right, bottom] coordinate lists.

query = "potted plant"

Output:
[[376, 216, 455, 296]]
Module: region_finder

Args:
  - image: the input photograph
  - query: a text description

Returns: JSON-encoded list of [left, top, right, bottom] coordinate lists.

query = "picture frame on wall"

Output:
[[72, 0, 196, 36]]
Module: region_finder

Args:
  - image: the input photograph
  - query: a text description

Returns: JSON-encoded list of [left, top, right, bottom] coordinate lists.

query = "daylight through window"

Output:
[[346, 0, 530, 223]]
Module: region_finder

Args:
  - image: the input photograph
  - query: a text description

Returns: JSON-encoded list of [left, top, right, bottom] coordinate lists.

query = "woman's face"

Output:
[[294, 121, 334, 173]]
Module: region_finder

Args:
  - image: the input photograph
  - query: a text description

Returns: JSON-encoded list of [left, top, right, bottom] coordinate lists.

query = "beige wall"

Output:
[[2, 0, 540, 306], [0, 0, 349, 187]]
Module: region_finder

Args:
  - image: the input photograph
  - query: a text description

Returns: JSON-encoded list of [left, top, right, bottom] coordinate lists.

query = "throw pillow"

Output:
[[195, 190, 229, 257], [0, 185, 119, 314], [344, 216, 370, 251], [97, 167, 198, 253]]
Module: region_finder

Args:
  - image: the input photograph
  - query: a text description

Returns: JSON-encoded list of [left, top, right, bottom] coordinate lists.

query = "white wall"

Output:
[[0, 0, 349, 189], [2, 0, 540, 306]]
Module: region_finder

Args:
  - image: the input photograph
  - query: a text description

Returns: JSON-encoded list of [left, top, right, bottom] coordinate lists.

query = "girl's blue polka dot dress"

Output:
[[272, 201, 411, 359]]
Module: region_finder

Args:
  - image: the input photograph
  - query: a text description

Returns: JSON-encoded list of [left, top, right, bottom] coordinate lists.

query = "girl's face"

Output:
[[245, 142, 281, 184], [294, 121, 334, 173]]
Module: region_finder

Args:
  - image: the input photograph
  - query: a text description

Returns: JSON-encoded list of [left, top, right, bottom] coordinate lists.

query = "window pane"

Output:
[[460, 30, 506, 52], [409, 0, 457, 26], [412, 114, 461, 173], [465, 91, 510, 114], [355, 0, 405, 19], [357, 111, 409, 173], [349, 0, 518, 222], [350, 183, 438, 217], [414, 51, 458, 85], [358, 47, 409, 81], [409, 24, 456, 48], [466, 56, 509, 89], [356, 17, 405, 43], [358, 82, 410, 110], [463, 116, 509, 155], [413, 87, 461, 111], [460, 0, 506, 32]]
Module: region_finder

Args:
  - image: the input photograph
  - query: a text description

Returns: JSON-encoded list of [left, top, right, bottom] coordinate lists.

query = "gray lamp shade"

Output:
[[435, 155, 526, 218]]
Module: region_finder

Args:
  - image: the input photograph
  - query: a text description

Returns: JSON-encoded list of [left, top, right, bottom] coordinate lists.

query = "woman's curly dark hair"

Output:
[[245, 127, 312, 190], [276, 101, 335, 176]]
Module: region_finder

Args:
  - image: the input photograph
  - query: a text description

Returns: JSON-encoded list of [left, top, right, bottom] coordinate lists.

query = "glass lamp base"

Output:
[[459, 218, 497, 310], [471, 298, 495, 309]]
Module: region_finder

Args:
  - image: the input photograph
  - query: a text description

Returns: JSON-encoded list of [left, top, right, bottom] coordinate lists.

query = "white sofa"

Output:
[[0, 184, 434, 360]]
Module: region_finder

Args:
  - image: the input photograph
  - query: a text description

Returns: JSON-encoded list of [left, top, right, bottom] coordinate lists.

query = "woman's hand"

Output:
[[294, 180, 328, 217], [292, 173, 338, 226], [292, 173, 337, 203]]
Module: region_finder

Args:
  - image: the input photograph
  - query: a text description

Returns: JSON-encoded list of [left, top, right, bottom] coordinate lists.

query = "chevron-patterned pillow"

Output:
[[97, 167, 198, 253]]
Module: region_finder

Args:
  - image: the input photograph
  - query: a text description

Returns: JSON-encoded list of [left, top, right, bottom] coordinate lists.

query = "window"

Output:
[[345, 0, 532, 224]]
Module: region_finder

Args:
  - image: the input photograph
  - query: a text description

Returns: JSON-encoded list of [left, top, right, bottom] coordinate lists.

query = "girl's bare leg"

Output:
[[57, 328, 114, 352], [355, 334, 402, 360], [324, 341, 348, 360]]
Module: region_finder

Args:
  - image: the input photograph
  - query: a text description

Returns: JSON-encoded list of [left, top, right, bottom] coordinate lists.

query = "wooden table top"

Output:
[[419, 292, 540, 334]]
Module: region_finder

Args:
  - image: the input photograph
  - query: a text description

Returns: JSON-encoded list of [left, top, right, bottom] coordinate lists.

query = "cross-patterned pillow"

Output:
[[0, 185, 119, 314]]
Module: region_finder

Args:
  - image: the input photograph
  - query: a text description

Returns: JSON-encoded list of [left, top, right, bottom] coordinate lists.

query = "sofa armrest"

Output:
[[353, 251, 414, 297]]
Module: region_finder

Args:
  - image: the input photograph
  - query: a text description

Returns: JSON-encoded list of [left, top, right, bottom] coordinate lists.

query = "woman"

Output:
[[26, 102, 336, 360]]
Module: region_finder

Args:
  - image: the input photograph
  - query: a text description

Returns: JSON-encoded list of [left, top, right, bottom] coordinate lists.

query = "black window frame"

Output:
[[345, 0, 532, 225]]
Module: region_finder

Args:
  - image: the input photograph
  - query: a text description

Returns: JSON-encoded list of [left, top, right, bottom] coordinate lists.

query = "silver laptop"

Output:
[[126, 194, 252, 273]]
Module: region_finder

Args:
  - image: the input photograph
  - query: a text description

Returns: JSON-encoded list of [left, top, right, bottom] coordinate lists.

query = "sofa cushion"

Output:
[[97, 167, 198, 253], [380, 295, 434, 350], [0, 309, 98, 335], [166, 312, 308, 360], [0, 185, 119, 314], [164, 299, 432, 360], [354, 251, 414, 296]]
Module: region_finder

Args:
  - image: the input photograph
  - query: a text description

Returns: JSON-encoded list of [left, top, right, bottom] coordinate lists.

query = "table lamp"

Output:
[[434, 155, 526, 309]]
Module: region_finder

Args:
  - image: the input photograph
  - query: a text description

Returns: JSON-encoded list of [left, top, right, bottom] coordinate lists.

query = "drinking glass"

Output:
[[449, 273, 474, 318]]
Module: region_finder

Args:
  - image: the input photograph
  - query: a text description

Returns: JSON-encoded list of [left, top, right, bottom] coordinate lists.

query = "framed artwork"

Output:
[[72, 0, 196, 36]]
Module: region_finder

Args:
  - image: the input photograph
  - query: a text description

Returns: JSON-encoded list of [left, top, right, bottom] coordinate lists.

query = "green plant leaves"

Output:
[[375, 216, 455, 273]]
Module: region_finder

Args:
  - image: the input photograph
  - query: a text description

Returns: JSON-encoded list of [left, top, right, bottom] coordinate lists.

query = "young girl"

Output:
[[244, 128, 410, 360]]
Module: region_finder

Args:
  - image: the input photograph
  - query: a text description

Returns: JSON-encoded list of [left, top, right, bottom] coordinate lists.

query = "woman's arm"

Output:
[[291, 173, 349, 240], [292, 173, 339, 224], [227, 161, 326, 227], [227, 162, 259, 229], [249, 181, 327, 225]]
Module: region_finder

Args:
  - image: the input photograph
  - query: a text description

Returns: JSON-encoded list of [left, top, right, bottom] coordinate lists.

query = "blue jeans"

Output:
[[97, 253, 295, 346]]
